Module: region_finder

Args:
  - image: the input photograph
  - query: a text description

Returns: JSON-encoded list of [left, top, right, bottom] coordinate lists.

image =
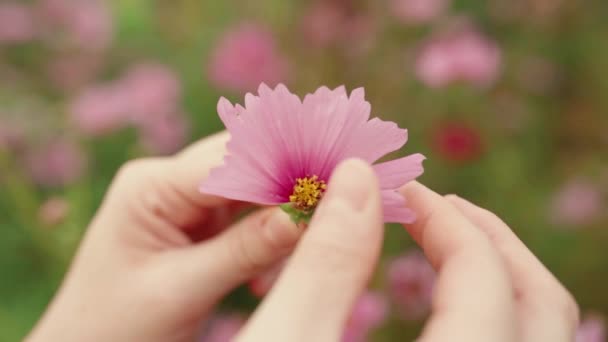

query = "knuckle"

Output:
[[555, 289, 580, 326], [230, 225, 268, 275], [532, 286, 580, 328], [114, 158, 166, 186], [109, 158, 173, 223]]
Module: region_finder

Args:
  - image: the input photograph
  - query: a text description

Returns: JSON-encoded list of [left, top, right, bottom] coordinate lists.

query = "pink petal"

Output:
[[374, 153, 426, 189], [201, 84, 422, 208]]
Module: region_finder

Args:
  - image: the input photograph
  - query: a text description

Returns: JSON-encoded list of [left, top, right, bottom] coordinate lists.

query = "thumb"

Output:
[[237, 159, 384, 342]]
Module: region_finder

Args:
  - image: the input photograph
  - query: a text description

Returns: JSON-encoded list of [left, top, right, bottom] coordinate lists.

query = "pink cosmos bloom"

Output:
[[199, 313, 246, 342], [39, 0, 113, 51], [415, 28, 501, 88], [389, 0, 450, 24], [0, 3, 37, 43], [69, 83, 132, 136], [550, 180, 603, 227], [122, 62, 182, 122], [200, 84, 425, 223], [207, 24, 289, 93], [138, 112, 188, 155], [47, 53, 104, 91], [343, 292, 388, 342], [387, 250, 435, 320], [25, 139, 86, 187], [576, 315, 606, 342], [300, 3, 376, 57], [300, 2, 344, 47], [0, 122, 24, 150], [38, 197, 70, 226], [431, 121, 484, 163]]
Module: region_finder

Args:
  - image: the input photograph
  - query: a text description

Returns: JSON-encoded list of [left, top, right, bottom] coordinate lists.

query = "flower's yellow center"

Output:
[[289, 175, 327, 210]]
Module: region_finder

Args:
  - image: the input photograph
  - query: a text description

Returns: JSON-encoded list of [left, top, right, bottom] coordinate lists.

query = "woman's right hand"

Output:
[[235, 160, 579, 342]]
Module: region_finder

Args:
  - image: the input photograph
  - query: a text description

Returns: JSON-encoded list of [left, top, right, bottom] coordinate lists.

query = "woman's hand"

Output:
[[236, 167, 579, 342], [27, 132, 304, 342]]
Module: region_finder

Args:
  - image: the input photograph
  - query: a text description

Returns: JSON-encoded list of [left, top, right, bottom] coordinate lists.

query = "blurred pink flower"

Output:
[[387, 250, 435, 320], [38, 197, 70, 226], [70, 62, 183, 137], [0, 122, 24, 150], [47, 53, 104, 91], [415, 28, 502, 88], [389, 0, 450, 24], [343, 292, 388, 342], [301, 2, 344, 47], [199, 313, 246, 342], [122, 62, 182, 121], [138, 112, 188, 155], [25, 139, 86, 187], [431, 121, 484, 163], [207, 24, 289, 93], [39, 0, 113, 51], [200, 84, 425, 224], [0, 3, 37, 43], [576, 315, 606, 342], [69, 84, 132, 136], [551, 180, 603, 226], [300, 2, 376, 56]]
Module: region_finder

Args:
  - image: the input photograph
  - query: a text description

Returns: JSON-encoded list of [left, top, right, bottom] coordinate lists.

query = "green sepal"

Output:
[[280, 203, 315, 225]]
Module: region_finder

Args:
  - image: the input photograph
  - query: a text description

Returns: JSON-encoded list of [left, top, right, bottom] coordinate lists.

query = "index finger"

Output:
[[399, 182, 517, 342], [169, 130, 232, 208]]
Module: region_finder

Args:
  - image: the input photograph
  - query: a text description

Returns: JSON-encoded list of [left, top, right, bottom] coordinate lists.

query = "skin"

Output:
[[27, 132, 579, 342]]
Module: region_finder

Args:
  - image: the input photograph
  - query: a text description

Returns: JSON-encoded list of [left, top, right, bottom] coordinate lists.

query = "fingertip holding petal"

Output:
[[375, 153, 426, 189]]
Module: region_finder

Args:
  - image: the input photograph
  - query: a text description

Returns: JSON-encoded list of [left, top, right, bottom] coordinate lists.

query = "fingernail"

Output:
[[324, 159, 375, 211], [264, 209, 303, 247]]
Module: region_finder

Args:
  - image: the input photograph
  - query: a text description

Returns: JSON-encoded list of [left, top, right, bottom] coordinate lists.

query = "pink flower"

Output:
[[0, 122, 24, 150], [122, 62, 182, 122], [138, 112, 188, 155], [300, 2, 344, 47], [0, 3, 37, 43], [389, 0, 450, 24], [38, 197, 70, 226], [431, 121, 484, 163], [576, 315, 606, 342], [199, 313, 246, 342], [300, 3, 376, 56], [207, 24, 289, 93], [550, 180, 603, 226], [47, 53, 104, 91], [200, 84, 425, 224], [39, 0, 113, 51], [70, 62, 183, 137], [415, 27, 501, 88], [69, 83, 132, 136], [24, 139, 86, 187], [387, 250, 435, 320], [343, 292, 388, 342]]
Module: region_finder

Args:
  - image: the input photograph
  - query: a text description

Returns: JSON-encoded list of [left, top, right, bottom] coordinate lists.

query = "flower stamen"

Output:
[[289, 175, 327, 210]]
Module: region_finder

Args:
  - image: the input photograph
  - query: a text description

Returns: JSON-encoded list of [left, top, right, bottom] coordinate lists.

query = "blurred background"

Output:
[[1, 0, 607, 341]]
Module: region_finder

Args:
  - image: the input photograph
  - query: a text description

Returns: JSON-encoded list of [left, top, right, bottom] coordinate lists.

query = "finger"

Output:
[[168, 207, 303, 307], [237, 159, 384, 342], [100, 131, 242, 235], [446, 195, 579, 342], [399, 182, 517, 342]]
